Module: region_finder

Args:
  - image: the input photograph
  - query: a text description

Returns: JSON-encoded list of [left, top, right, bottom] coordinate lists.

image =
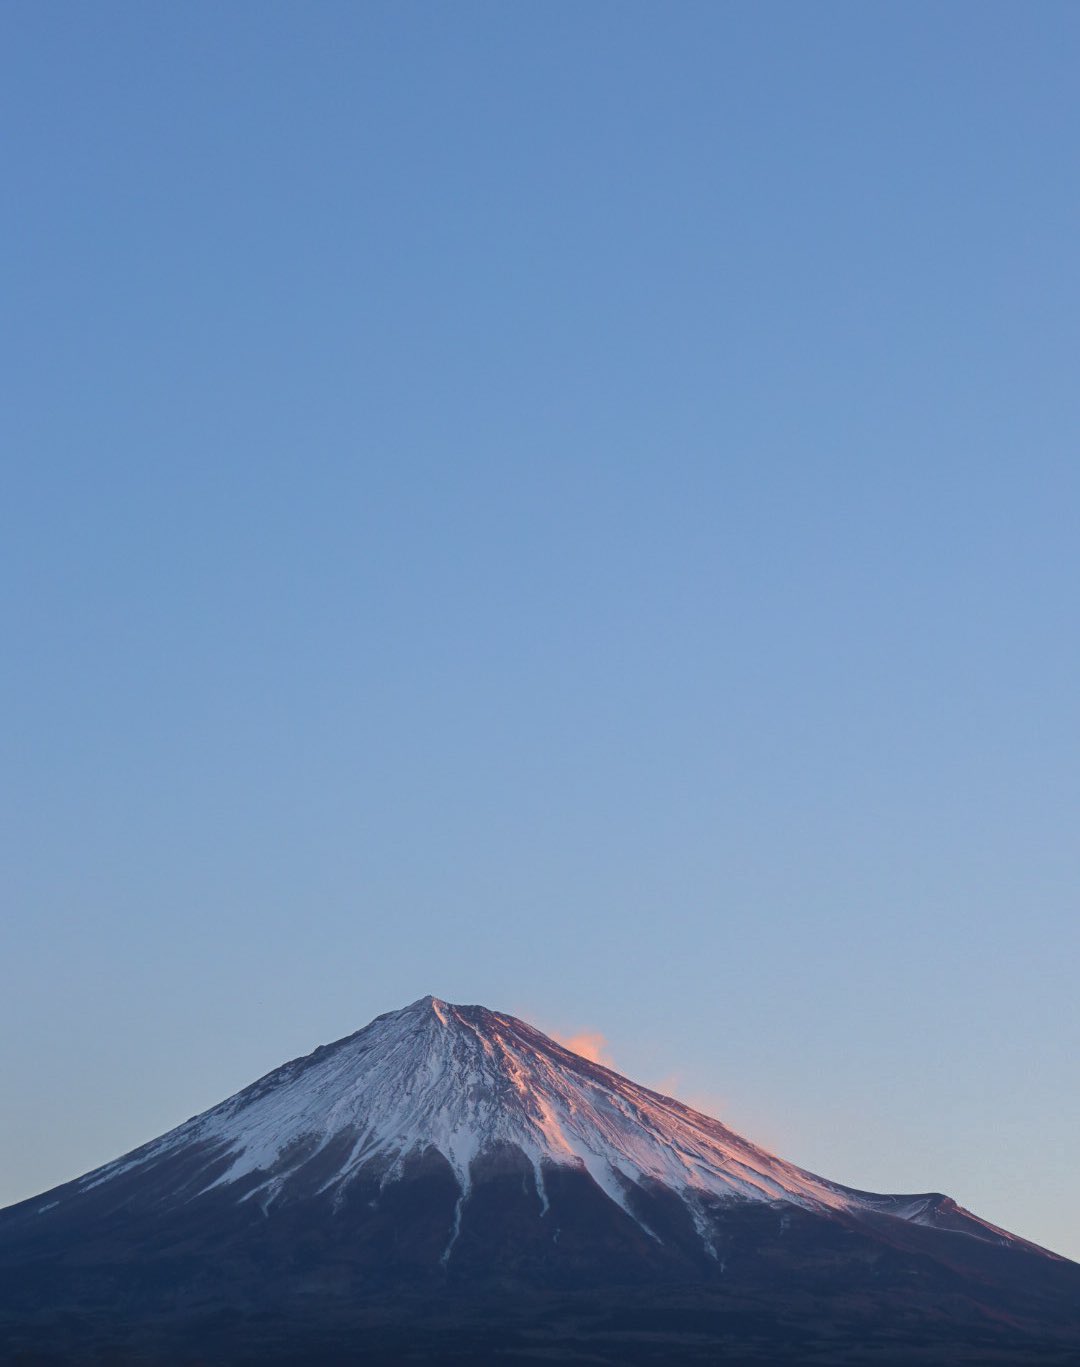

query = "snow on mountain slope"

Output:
[[56, 996, 1034, 1255]]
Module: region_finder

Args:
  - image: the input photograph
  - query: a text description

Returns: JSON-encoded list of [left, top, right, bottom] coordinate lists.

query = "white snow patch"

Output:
[[442, 1191, 466, 1265], [530, 1155, 550, 1216]]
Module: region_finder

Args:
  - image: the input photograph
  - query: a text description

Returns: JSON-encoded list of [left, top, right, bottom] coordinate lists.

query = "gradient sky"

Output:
[[3, 2, 1079, 1260]]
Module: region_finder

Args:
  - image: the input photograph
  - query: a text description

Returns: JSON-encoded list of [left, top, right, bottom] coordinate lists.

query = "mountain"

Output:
[[2, 996, 1078, 1365]]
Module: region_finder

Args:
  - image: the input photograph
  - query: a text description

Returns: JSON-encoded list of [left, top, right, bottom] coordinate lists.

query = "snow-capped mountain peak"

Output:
[[6, 996, 1073, 1367], [66, 996, 1033, 1259]]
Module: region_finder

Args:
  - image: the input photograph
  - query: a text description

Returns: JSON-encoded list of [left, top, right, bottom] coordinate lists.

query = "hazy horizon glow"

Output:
[[2, 3, 1078, 1260]]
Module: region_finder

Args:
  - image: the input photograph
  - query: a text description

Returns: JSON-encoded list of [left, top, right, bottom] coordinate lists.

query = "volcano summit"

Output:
[[2, 996, 1077, 1364]]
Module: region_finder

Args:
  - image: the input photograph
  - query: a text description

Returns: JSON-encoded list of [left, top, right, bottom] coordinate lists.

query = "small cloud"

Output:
[[653, 1075, 784, 1155], [653, 1071, 684, 1100], [553, 1029, 615, 1068], [681, 1090, 733, 1124], [651, 1073, 731, 1126]]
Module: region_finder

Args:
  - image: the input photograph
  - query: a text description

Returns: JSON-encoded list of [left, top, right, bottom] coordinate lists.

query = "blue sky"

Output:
[[3, 2, 1079, 1259]]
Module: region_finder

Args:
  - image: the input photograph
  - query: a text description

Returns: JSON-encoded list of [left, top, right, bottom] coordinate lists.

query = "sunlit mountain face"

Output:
[[2, 997, 1078, 1365]]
